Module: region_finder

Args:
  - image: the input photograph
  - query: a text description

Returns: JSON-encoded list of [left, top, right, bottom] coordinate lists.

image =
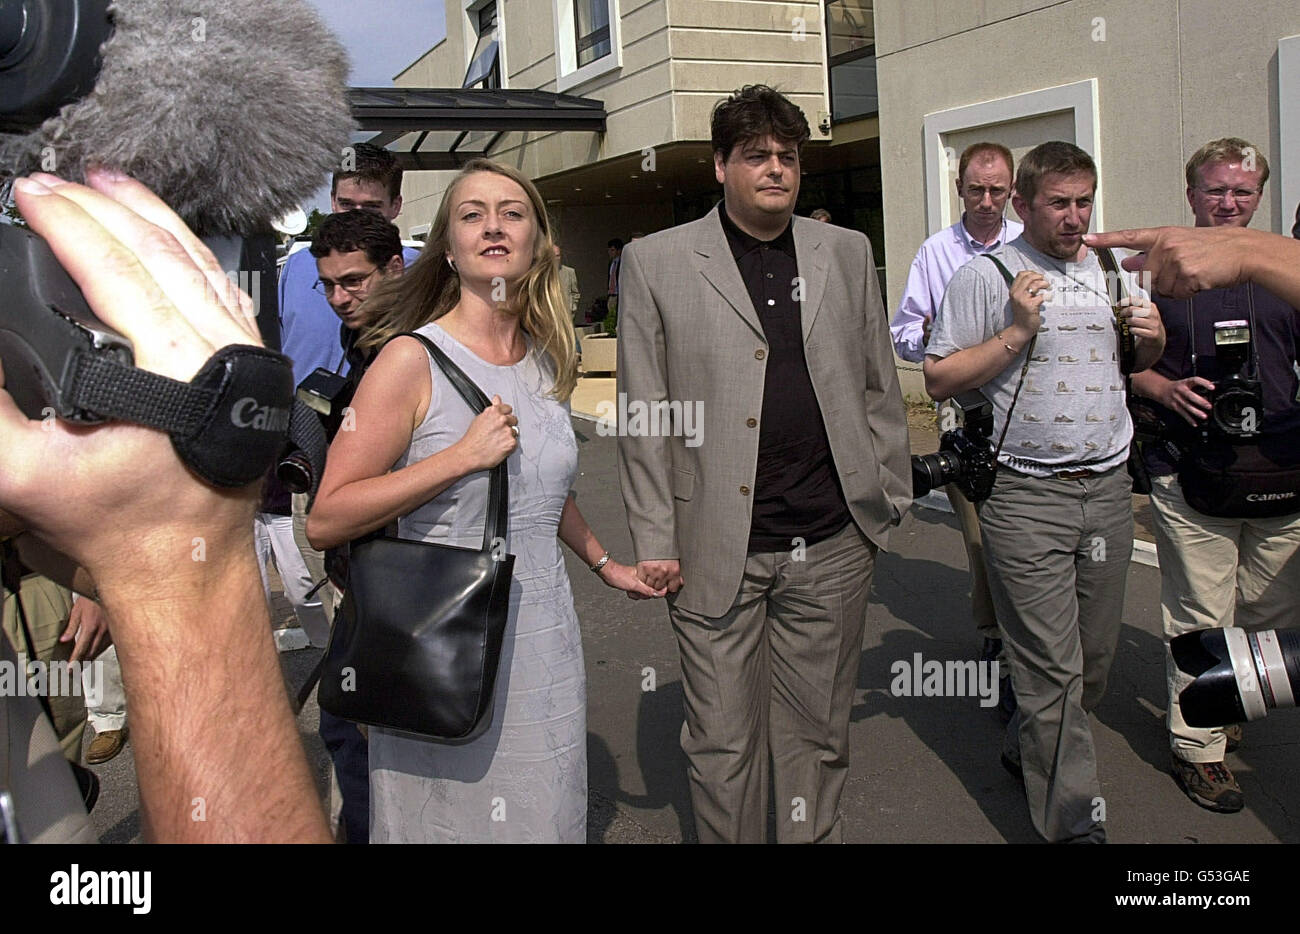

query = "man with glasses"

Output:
[[276, 143, 414, 843], [1129, 138, 1300, 814], [892, 142, 1023, 718], [310, 210, 406, 363]]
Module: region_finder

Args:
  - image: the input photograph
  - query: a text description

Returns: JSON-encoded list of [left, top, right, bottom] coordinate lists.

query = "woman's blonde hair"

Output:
[[357, 158, 578, 400]]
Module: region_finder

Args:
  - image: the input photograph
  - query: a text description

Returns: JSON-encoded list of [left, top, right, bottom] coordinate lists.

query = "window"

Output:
[[464, 1, 500, 89], [574, 0, 612, 68], [825, 0, 876, 122], [555, 0, 621, 92]]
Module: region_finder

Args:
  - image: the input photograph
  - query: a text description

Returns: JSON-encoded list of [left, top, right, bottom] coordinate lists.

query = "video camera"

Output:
[[911, 390, 999, 502]]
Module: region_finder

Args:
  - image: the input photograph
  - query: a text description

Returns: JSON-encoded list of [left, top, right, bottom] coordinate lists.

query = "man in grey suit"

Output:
[[617, 85, 911, 843]]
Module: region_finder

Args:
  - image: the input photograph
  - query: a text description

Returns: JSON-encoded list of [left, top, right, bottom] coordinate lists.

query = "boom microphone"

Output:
[[0, 0, 356, 490], [0, 0, 354, 237]]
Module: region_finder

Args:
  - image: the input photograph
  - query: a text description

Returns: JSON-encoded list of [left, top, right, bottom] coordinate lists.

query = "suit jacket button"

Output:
[[746, 418, 757, 428], [754, 349, 766, 360], [739, 485, 750, 496]]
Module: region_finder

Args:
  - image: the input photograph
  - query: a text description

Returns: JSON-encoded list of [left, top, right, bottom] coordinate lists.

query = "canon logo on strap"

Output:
[[1245, 492, 1297, 502], [230, 397, 291, 432]]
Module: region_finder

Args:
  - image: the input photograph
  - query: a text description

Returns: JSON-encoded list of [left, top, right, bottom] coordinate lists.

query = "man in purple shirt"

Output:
[[891, 142, 1022, 713]]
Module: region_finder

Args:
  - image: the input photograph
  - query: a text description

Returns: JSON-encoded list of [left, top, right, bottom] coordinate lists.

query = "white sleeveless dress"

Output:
[[368, 321, 586, 843]]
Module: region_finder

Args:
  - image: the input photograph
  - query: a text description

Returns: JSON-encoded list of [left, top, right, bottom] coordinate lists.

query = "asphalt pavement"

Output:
[[86, 418, 1300, 843]]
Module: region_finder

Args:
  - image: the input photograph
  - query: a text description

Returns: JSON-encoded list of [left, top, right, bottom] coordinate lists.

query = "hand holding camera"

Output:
[[1158, 375, 1216, 426]]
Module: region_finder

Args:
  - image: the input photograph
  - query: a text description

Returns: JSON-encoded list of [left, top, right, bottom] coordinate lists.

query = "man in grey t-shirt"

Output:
[[925, 142, 1165, 843]]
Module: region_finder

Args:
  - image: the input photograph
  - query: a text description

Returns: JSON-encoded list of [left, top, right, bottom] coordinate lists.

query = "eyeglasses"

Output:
[[314, 268, 378, 296], [1196, 187, 1261, 203]]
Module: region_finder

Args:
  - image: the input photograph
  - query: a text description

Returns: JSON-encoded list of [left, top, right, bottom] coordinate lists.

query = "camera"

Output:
[[1171, 627, 1299, 727], [912, 390, 998, 502], [276, 367, 353, 494], [1195, 320, 1264, 440]]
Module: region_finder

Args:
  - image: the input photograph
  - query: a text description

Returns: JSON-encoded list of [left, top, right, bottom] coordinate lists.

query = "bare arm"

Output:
[[924, 269, 1047, 400], [557, 493, 662, 599], [306, 337, 519, 550], [4, 171, 329, 842]]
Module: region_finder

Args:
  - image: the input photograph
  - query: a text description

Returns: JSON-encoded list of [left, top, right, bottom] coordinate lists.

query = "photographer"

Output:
[[924, 142, 1164, 843], [0, 169, 330, 842], [301, 208, 405, 844], [1128, 139, 1300, 813]]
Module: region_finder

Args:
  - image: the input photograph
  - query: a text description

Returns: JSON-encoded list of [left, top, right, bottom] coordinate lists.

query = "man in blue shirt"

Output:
[[278, 142, 412, 842], [280, 142, 407, 385]]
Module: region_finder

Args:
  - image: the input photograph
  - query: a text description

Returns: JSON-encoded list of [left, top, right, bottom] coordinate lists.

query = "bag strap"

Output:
[[981, 255, 1038, 469], [292, 329, 515, 713], [400, 330, 510, 554]]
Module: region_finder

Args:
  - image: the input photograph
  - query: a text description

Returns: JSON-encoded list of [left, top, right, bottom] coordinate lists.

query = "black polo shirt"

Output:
[[719, 203, 850, 551]]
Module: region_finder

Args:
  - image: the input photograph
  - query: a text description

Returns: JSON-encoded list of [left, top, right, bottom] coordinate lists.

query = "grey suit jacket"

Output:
[[616, 205, 912, 618]]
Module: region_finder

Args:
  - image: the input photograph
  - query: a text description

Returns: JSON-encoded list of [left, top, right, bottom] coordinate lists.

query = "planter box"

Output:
[[582, 335, 618, 374]]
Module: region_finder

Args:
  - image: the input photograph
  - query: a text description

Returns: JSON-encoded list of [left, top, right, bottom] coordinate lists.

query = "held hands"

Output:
[[1160, 375, 1215, 426], [636, 559, 684, 595], [456, 395, 519, 471], [1007, 270, 1051, 344], [598, 559, 668, 600]]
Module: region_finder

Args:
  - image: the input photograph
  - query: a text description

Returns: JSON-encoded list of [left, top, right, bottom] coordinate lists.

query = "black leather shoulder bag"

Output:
[[313, 330, 515, 743]]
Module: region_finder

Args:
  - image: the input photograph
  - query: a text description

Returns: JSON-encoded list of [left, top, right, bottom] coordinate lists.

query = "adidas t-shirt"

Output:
[[928, 236, 1143, 477]]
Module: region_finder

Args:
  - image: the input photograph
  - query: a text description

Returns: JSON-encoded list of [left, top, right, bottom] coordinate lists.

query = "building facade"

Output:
[[876, 0, 1300, 397], [392, 0, 884, 316]]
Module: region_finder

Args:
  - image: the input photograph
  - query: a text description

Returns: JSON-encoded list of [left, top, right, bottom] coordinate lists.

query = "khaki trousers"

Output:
[[669, 522, 875, 844], [1149, 474, 1300, 762], [2, 575, 86, 764]]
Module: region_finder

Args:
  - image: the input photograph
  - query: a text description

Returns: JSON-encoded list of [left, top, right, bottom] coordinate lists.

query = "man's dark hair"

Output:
[[331, 141, 403, 201], [608, 238, 624, 251], [710, 85, 811, 162], [1015, 141, 1097, 204], [310, 210, 402, 267]]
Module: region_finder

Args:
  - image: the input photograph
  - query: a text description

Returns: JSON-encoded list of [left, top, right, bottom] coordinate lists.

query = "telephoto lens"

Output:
[[1172, 627, 1300, 727]]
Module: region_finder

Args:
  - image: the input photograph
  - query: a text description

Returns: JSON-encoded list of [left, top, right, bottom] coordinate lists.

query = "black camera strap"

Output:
[[982, 255, 1038, 469], [1094, 246, 1137, 375]]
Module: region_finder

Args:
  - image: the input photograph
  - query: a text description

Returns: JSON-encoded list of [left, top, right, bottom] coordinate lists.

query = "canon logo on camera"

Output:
[[230, 397, 290, 432], [1245, 492, 1296, 502]]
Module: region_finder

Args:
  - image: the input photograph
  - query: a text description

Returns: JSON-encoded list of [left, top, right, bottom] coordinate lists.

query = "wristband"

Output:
[[995, 332, 1021, 355], [590, 552, 611, 573]]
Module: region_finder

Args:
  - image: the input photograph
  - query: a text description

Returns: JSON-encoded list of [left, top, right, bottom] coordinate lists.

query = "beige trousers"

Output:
[[669, 522, 875, 844]]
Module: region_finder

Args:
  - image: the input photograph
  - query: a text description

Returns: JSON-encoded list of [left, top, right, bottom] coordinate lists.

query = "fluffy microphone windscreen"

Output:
[[0, 0, 355, 237]]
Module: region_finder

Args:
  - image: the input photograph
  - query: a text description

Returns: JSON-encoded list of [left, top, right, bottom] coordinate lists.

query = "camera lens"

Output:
[[912, 451, 960, 497], [277, 448, 314, 495], [1212, 386, 1260, 436], [1171, 627, 1300, 727]]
